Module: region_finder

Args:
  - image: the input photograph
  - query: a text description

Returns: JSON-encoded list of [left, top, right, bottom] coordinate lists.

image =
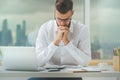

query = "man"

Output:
[[29, 0, 91, 80]]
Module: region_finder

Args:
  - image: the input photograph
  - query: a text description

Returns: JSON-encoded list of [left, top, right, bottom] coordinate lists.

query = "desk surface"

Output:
[[0, 67, 120, 78], [0, 70, 120, 78]]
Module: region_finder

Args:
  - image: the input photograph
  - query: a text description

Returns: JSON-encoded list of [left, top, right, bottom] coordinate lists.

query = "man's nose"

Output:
[[60, 21, 66, 26]]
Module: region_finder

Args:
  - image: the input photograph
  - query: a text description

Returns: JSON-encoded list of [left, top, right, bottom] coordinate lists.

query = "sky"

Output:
[[90, 0, 120, 43], [0, 0, 55, 14]]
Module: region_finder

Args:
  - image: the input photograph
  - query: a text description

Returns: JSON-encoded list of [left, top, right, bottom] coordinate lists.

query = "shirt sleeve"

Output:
[[35, 26, 58, 66], [64, 25, 91, 66]]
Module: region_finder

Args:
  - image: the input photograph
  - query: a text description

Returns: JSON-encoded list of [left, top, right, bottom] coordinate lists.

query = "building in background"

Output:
[[0, 19, 13, 46], [0, 19, 27, 46], [15, 20, 27, 46]]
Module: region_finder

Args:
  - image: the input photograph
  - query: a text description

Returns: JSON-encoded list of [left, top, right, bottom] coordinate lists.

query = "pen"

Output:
[[48, 69, 60, 72], [113, 48, 117, 56], [116, 48, 120, 56]]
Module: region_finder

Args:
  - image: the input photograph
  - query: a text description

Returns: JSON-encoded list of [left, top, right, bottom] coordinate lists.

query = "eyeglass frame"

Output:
[[54, 10, 72, 23], [54, 17, 71, 23]]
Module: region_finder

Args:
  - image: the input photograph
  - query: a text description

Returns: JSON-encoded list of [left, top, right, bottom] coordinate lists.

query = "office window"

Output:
[[0, 0, 84, 46], [90, 0, 120, 59]]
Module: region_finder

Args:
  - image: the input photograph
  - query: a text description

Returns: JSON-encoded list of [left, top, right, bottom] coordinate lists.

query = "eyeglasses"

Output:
[[55, 17, 71, 23]]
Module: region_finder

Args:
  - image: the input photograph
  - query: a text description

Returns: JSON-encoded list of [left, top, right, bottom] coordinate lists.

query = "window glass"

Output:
[[90, 0, 120, 59], [0, 0, 84, 47]]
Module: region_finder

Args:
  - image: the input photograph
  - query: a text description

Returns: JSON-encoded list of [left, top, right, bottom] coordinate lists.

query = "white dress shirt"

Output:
[[36, 19, 91, 67]]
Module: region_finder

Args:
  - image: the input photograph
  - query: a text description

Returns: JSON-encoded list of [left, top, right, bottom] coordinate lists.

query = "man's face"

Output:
[[55, 10, 73, 28]]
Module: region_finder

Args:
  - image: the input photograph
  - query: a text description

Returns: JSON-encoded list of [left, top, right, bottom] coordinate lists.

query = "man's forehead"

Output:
[[55, 10, 72, 18]]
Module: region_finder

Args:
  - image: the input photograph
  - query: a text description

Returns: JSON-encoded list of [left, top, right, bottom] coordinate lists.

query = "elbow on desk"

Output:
[[77, 56, 91, 66], [83, 56, 91, 66]]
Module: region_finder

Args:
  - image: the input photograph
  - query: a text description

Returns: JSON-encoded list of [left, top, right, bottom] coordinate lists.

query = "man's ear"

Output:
[[72, 10, 74, 16]]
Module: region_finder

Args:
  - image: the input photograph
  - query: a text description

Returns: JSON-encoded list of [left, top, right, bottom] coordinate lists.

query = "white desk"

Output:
[[0, 70, 120, 80]]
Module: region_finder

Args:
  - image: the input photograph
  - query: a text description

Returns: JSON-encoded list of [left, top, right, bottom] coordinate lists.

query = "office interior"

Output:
[[0, 0, 120, 80]]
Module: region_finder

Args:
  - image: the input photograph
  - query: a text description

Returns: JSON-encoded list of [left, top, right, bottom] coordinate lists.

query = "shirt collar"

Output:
[[69, 20, 73, 33], [54, 20, 58, 32], [54, 20, 73, 33]]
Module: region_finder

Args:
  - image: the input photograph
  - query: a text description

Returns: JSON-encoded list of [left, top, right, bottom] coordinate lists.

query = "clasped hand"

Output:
[[54, 26, 69, 46]]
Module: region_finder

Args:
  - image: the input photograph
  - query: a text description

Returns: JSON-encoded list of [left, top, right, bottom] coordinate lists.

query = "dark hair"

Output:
[[55, 0, 73, 14]]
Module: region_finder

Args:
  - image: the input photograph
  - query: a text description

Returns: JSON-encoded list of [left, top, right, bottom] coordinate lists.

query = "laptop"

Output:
[[0, 46, 42, 71]]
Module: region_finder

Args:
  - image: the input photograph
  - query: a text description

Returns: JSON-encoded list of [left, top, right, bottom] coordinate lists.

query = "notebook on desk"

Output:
[[66, 66, 101, 73], [0, 46, 43, 71]]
